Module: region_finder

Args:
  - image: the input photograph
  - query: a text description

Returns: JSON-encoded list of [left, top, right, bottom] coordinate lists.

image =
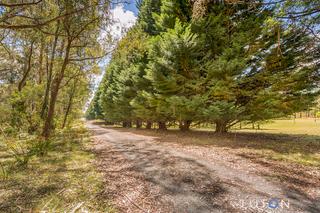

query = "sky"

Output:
[[87, 0, 139, 107], [108, 3, 138, 39], [108, 0, 139, 39], [122, 0, 139, 15]]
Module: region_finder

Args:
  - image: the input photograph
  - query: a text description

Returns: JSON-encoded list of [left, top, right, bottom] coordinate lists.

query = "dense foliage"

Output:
[[0, 0, 111, 138], [87, 0, 320, 132]]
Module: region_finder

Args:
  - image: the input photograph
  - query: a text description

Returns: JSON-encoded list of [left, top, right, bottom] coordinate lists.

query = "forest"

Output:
[[0, 0, 112, 139], [87, 0, 320, 133]]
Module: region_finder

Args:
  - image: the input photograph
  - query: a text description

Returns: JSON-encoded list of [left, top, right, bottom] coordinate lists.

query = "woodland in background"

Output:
[[0, 0, 113, 139], [87, 0, 320, 132]]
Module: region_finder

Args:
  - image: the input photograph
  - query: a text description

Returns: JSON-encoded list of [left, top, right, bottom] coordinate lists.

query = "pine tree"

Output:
[[86, 88, 103, 120], [153, 0, 192, 32], [145, 20, 204, 130], [137, 0, 161, 35], [93, 0, 319, 133], [99, 27, 150, 127], [196, 3, 319, 132]]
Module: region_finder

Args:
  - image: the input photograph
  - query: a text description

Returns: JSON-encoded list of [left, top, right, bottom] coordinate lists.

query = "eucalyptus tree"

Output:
[[0, 0, 112, 138], [41, 0, 110, 138]]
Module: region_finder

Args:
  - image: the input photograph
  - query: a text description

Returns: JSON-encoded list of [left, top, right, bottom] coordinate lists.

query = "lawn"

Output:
[[0, 124, 114, 212], [111, 119, 320, 167], [229, 119, 320, 166], [235, 118, 320, 135]]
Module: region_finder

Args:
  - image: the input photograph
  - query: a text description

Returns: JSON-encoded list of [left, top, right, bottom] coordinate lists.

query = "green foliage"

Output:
[[6, 139, 33, 167], [29, 139, 52, 157], [137, 0, 161, 35], [89, 1, 320, 132], [98, 27, 151, 124], [153, 0, 192, 32], [145, 20, 204, 126], [0, 124, 115, 212], [0, 163, 9, 181], [0, 0, 109, 139]]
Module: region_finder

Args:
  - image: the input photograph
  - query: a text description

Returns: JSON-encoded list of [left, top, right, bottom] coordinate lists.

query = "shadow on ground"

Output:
[[90, 123, 320, 213], [0, 129, 112, 213]]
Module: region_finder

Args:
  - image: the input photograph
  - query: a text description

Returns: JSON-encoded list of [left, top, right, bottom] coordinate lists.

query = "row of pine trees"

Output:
[[86, 0, 319, 132]]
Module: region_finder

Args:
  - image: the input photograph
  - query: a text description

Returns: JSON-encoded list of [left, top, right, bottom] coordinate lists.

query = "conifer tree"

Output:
[[145, 20, 204, 130], [137, 0, 161, 35], [196, 3, 319, 132], [90, 0, 319, 133]]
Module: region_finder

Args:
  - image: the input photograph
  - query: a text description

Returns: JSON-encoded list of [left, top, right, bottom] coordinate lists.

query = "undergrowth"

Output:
[[0, 124, 114, 212]]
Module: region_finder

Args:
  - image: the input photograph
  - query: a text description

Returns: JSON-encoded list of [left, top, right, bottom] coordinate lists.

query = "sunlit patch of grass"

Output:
[[113, 119, 320, 167], [0, 124, 115, 213], [234, 118, 320, 135]]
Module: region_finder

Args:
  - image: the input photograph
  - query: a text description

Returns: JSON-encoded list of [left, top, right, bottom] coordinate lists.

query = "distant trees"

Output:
[[88, 0, 319, 132]]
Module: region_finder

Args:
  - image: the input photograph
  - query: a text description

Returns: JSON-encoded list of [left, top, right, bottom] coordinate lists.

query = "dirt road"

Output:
[[87, 122, 320, 213]]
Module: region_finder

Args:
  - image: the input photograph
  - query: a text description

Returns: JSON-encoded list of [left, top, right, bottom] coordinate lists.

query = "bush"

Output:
[[29, 139, 52, 157], [0, 163, 9, 180], [7, 142, 32, 167]]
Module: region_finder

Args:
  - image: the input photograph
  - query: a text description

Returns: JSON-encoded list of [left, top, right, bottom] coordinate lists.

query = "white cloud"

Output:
[[108, 4, 137, 39], [85, 5, 137, 110]]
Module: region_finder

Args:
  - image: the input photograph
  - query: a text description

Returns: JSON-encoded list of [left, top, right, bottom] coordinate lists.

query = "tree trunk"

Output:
[[127, 121, 132, 128], [18, 40, 34, 91], [136, 120, 142, 129], [179, 120, 192, 131], [40, 24, 59, 119], [215, 121, 228, 133], [146, 121, 152, 129], [158, 121, 167, 130], [42, 39, 71, 139], [38, 39, 44, 84], [122, 121, 132, 128], [62, 82, 76, 129]]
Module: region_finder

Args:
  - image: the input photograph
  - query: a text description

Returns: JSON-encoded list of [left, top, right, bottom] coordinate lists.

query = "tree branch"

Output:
[[0, 0, 43, 7]]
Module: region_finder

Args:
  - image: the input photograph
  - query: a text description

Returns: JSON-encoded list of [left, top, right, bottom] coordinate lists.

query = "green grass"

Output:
[[234, 118, 320, 135], [232, 119, 320, 166], [115, 119, 320, 167], [0, 125, 114, 213]]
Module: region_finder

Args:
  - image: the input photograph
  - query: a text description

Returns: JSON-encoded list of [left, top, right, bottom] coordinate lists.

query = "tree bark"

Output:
[[18, 41, 34, 91], [122, 121, 132, 128], [127, 121, 132, 128], [62, 81, 76, 129], [136, 120, 142, 129], [40, 23, 59, 119], [179, 120, 192, 131], [146, 121, 152, 129], [215, 121, 228, 133], [38, 39, 44, 84], [158, 121, 167, 130], [42, 39, 71, 139]]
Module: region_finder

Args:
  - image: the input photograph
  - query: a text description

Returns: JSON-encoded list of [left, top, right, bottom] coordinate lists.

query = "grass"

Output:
[[0, 124, 114, 213], [231, 119, 320, 166], [109, 119, 320, 168], [234, 118, 320, 135]]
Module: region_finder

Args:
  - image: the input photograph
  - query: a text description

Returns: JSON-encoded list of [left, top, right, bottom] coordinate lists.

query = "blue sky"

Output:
[[123, 0, 139, 15], [108, 1, 138, 39], [111, 0, 138, 15]]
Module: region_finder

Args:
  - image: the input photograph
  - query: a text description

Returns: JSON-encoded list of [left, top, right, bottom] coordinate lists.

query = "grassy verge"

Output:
[[0, 124, 114, 212]]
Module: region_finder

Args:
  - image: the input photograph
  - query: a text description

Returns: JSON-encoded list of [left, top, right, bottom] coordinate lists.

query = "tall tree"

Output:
[[145, 20, 203, 130]]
